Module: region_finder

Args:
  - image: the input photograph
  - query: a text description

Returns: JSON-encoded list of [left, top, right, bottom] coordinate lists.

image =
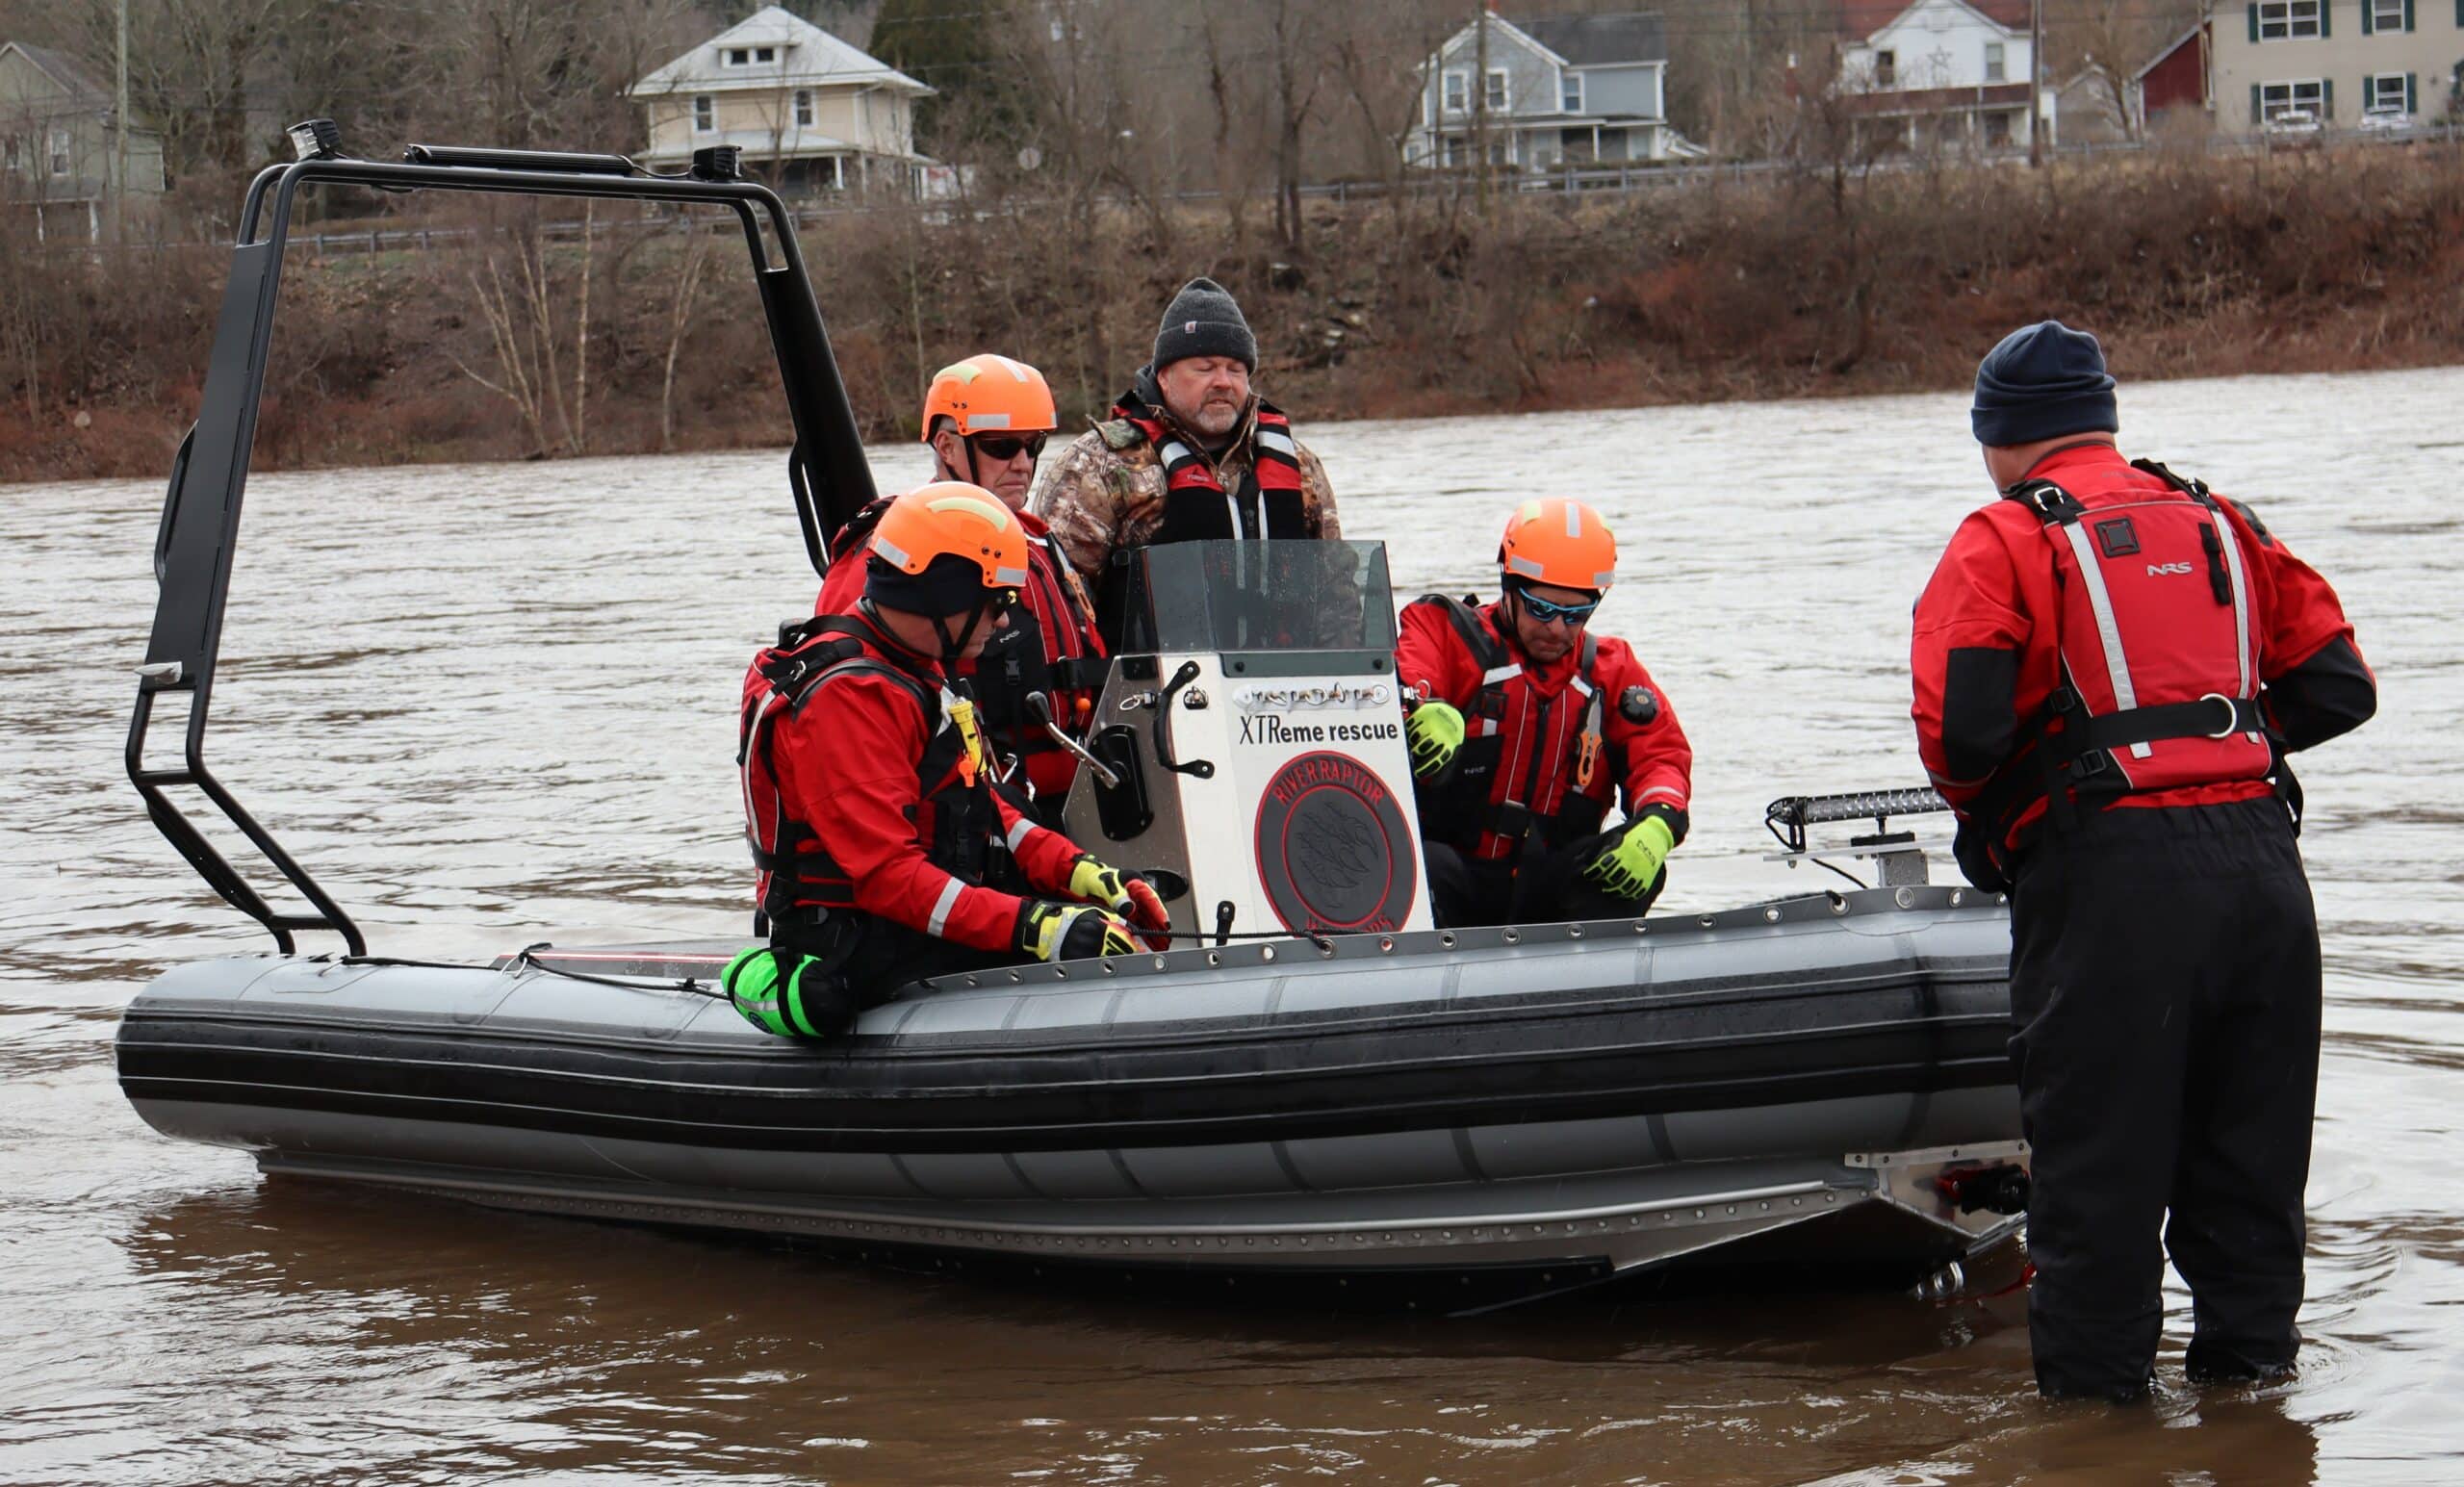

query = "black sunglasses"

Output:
[[969, 432, 1047, 462], [1511, 584, 1601, 626]]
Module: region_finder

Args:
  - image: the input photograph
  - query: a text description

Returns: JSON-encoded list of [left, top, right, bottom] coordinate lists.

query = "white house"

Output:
[[1408, 13, 1705, 170], [1836, 0, 2056, 151], [628, 6, 935, 193]]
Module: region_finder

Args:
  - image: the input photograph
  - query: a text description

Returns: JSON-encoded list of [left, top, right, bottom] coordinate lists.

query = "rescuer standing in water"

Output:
[[1911, 321, 2376, 1401]]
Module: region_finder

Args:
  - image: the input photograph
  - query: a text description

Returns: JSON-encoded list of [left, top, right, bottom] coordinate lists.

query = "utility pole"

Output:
[[2027, 0, 2043, 167], [113, 0, 129, 242], [1473, 0, 1490, 212]]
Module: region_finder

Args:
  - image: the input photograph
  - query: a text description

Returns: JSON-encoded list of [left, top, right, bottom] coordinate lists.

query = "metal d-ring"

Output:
[[2198, 692, 2240, 739]]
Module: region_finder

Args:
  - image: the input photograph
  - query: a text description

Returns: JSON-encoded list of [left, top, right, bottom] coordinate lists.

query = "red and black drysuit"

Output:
[[1396, 595, 1693, 928], [817, 500, 1106, 818], [739, 609, 1094, 1031], [1912, 442, 2374, 1399]]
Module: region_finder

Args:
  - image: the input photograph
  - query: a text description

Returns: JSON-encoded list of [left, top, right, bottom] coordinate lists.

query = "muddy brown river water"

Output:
[[3, 368, 2458, 1483]]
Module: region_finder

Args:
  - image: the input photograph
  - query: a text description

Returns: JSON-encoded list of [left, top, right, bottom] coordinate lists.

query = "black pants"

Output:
[[772, 912, 1022, 1035], [1424, 838, 1666, 929], [2007, 795, 2321, 1398]]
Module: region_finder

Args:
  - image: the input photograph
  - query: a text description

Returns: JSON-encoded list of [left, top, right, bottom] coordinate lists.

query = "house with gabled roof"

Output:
[[0, 38, 167, 241], [2058, 22, 2210, 144], [1835, 0, 2056, 151], [1407, 12, 1706, 171], [627, 5, 935, 194]]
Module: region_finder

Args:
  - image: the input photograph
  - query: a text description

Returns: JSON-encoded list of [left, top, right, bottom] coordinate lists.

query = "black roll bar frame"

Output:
[[128, 140, 880, 956]]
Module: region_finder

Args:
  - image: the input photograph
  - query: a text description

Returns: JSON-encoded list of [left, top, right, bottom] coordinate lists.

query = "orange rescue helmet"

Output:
[[919, 353, 1059, 442], [869, 482, 1032, 597], [1498, 499, 1618, 593]]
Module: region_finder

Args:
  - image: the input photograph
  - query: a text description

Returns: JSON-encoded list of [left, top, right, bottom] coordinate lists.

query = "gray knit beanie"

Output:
[[1153, 276, 1257, 371]]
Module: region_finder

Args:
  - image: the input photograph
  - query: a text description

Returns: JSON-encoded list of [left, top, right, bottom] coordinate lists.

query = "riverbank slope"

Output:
[[3, 143, 2457, 484]]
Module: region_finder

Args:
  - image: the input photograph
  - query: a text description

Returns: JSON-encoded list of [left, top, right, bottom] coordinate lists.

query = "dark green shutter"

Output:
[[2406, 72, 2418, 112], [2362, 0, 2374, 34], [2251, 82, 2264, 123], [2402, 0, 2415, 29], [2323, 77, 2334, 117], [2319, 0, 2329, 36], [2247, 2, 2259, 41], [2362, 74, 2376, 110]]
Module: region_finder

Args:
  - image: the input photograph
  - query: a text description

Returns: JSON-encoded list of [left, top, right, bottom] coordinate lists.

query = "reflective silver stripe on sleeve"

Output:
[[1005, 815, 1036, 851], [1482, 663, 1524, 685], [1258, 428, 1297, 457], [927, 878, 964, 937], [2060, 522, 2150, 759], [1570, 675, 1594, 698], [2211, 508, 2256, 713], [1159, 440, 1194, 465]]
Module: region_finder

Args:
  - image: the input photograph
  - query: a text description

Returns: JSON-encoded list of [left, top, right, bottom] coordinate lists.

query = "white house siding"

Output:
[[2211, 0, 2462, 130], [647, 86, 908, 157], [1843, 0, 2035, 92]]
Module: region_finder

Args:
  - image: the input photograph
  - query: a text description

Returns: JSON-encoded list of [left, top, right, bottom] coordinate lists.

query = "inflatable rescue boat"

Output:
[[116, 129, 2027, 1295]]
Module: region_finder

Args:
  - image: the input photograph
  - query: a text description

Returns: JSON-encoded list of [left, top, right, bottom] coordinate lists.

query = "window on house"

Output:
[[1486, 136, 1508, 166], [1443, 70, 1468, 115], [1485, 69, 1509, 113], [1875, 50, 1897, 88], [1985, 111, 2014, 145], [2260, 78, 2325, 120], [725, 46, 749, 65], [794, 90, 814, 127], [1442, 134, 1464, 167], [2368, 0, 2405, 29], [693, 95, 715, 133], [2364, 72, 2411, 111], [2256, 2, 2323, 39], [755, 45, 776, 63], [1562, 71, 1583, 112], [49, 129, 69, 175], [1985, 42, 2006, 82]]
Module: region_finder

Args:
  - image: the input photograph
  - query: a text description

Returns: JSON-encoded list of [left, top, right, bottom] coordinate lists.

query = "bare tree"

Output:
[[658, 226, 714, 450], [2046, 0, 2201, 142]]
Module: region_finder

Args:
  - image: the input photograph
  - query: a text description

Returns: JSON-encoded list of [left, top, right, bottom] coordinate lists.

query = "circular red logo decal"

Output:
[[1252, 751, 1418, 934]]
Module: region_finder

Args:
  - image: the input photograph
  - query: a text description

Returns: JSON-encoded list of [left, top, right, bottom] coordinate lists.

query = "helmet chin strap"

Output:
[[931, 591, 991, 664]]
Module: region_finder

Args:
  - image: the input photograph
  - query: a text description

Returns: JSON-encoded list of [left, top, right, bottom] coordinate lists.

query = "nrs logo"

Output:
[[2146, 561, 2195, 577]]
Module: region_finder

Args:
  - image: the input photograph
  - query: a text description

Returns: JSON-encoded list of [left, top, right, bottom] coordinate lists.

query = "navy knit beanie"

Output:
[[1970, 320, 2119, 447], [1153, 277, 1257, 371]]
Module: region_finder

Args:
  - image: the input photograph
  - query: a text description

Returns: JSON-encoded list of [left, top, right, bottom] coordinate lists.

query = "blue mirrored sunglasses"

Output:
[[1515, 589, 1601, 625]]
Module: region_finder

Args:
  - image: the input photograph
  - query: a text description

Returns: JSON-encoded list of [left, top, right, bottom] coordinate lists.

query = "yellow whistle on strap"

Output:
[[946, 695, 987, 785]]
